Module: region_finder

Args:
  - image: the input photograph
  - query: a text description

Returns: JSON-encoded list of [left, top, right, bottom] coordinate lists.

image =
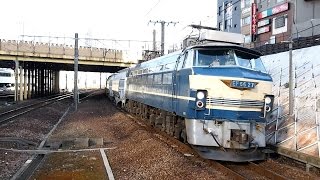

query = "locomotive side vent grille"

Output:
[[206, 98, 264, 108]]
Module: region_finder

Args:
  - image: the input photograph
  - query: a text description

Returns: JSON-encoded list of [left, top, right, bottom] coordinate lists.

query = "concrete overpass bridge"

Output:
[[0, 39, 135, 72], [0, 39, 137, 101]]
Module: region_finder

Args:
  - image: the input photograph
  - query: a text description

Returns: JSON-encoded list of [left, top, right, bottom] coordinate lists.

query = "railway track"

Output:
[[0, 94, 14, 98], [10, 90, 99, 180], [120, 105, 306, 180], [0, 93, 73, 125], [218, 161, 288, 180]]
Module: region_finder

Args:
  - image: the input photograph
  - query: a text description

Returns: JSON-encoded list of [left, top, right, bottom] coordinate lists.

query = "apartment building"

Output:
[[217, 0, 241, 33]]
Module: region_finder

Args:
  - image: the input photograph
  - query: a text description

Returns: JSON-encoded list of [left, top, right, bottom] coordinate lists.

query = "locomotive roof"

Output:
[[186, 42, 262, 56]]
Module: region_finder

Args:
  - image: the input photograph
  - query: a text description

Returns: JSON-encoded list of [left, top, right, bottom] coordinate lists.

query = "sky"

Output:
[[0, 0, 217, 50]]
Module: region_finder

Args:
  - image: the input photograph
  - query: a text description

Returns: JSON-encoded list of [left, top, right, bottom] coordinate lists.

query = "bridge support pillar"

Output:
[[46, 69, 49, 96], [23, 67, 28, 100], [54, 70, 60, 94], [40, 67, 44, 97], [19, 66, 23, 101], [31, 63, 35, 98], [47, 69, 49, 95], [39, 66, 42, 97], [28, 64, 32, 99], [43, 68, 46, 96], [35, 65, 39, 97], [14, 60, 19, 102], [49, 69, 52, 95], [49, 69, 51, 95]]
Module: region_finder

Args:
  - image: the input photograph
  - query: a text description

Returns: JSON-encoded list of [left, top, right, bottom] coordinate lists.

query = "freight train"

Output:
[[106, 30, 274, 162]]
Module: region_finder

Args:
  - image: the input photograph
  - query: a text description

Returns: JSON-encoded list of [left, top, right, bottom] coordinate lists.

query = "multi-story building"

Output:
[[217, 0, 241, 33], [217, 0, 320, 46], [240, 0, 254, 43], [253, 0, 293, 45], [254, 0, 320, 45]]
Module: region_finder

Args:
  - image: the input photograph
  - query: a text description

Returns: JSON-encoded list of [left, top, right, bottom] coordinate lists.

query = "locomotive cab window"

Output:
[[196, 49, 236, 66], [183, 50, 195, 68], [236, 50, 266, 72], [195, 49, 266, 72]]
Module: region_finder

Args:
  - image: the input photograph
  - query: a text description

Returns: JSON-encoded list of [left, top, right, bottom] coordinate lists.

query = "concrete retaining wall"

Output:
[[261, 45, 320, 157]]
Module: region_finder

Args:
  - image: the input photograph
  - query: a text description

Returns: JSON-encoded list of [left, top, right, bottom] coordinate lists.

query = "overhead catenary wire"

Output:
[[19, 34, 155, 43], [144, 0, 161, 16]]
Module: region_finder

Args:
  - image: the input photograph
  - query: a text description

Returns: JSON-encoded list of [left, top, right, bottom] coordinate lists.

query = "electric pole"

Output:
[[149, 20, 178, 56], [153, 29, 156, 51], [74, 33, 79, 111]]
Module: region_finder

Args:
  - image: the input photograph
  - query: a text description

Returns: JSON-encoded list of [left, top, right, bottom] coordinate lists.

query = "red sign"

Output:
[[272, 3, 288, 14], [251, 3, 257, 35], [257, 2, 289, 19], [257, 26, 270, 34]]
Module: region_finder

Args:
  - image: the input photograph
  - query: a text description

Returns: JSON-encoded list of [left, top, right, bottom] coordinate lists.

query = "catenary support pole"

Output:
[[289, 42, 294, 116], [160, 21, 165, 55], [149, 20, 178, 56], [74, 33, 79, 111], [153, 29, 156, 51]]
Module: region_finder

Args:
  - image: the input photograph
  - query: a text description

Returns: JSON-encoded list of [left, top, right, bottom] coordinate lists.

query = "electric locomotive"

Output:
[[109, 30, 274, 162]]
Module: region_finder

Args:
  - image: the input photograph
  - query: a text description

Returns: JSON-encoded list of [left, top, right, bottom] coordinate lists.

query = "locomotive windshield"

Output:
[[195, 49, 266, 72]]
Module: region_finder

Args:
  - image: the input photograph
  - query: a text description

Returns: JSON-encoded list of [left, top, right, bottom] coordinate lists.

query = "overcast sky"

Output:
[[0, 0, 216, 43]]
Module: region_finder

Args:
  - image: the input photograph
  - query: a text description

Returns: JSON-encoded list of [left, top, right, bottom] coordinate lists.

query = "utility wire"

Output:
[[145, 0, 161, 16], [19, 35, 154, 43]]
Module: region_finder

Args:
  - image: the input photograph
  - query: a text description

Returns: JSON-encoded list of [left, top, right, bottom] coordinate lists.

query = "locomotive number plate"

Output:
[[230, 80, 256, 89]]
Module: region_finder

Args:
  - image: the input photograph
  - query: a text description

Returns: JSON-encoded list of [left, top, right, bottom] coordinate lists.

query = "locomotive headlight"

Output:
[[263, 95, 274, 117], [195, 90, 207, 110], [196, 101, 204, 108], [265, 97, 272, 104], [196, 91, 205, 99]]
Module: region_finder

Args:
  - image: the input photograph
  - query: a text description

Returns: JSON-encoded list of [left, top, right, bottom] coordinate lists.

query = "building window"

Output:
[[234, 24, 237, 28], [275, 16, 285, 28], [234, 6, 237, 11], [244, 0, 251, 8], [241, 16, 250, 26], [276, 0, 284, 3], [225, 19, 232, 30], [224, 2, 228, 14], [218, 6, 222, 16], [218, 22, 222, 30]]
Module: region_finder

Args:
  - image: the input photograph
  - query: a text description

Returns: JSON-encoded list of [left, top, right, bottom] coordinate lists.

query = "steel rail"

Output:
[[0, 93, 72, 117], [0, 94, 73, 125], [219, 161, 289, 180], [248, 162, 288, 180], [120, 106, 246, 180], [11, 90, 99, 179]]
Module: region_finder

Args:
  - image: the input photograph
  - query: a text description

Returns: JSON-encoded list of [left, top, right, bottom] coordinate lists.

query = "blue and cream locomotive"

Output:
[[107, 31, 273, 161]]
